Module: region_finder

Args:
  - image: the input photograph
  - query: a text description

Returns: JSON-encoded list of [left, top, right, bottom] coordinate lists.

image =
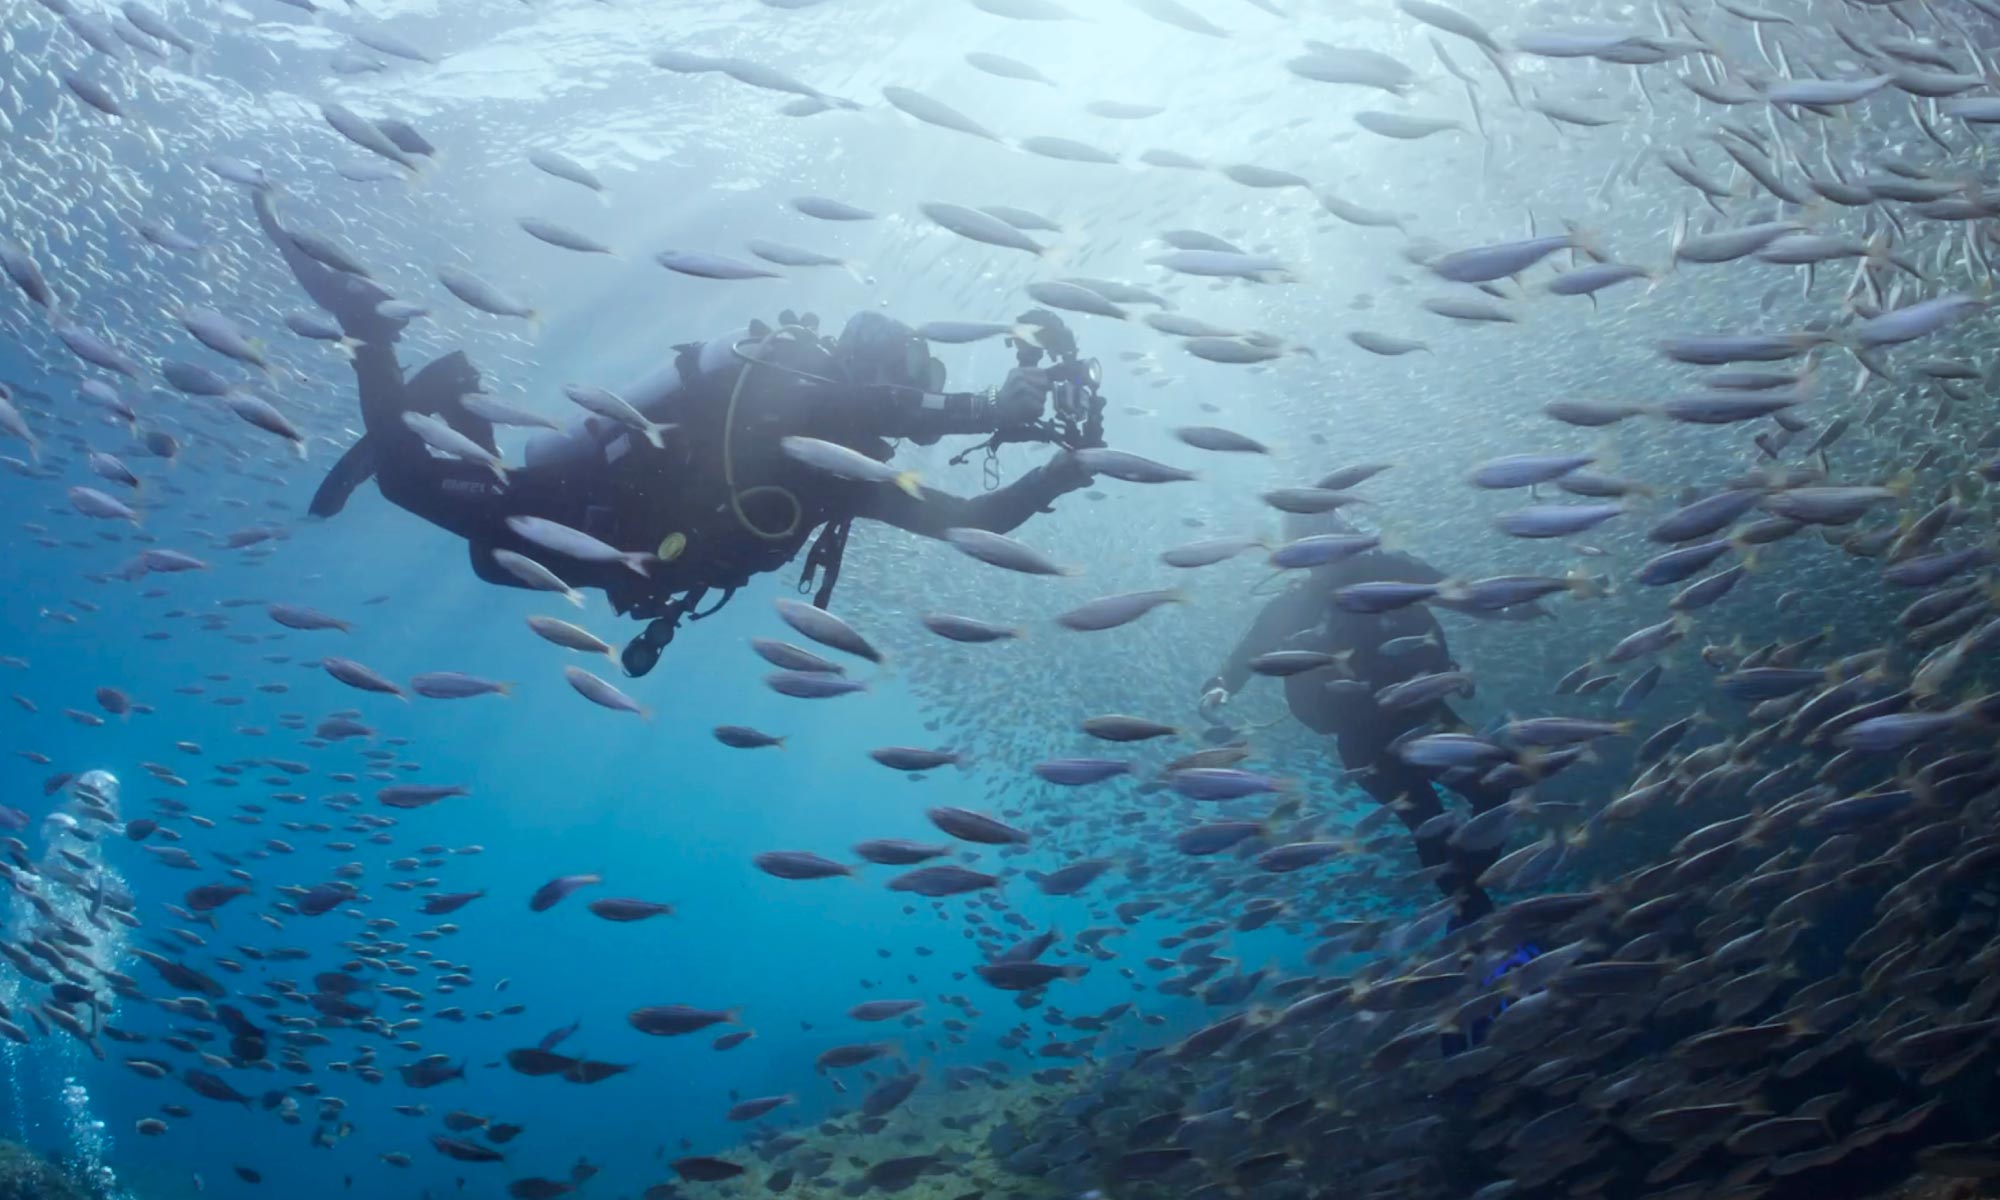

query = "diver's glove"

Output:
[[1042, 448, 1097, 493], [990, 367, 1051, 426]]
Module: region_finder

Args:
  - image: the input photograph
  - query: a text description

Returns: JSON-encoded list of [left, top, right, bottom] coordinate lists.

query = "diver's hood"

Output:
[[835, 312, 944, 393]]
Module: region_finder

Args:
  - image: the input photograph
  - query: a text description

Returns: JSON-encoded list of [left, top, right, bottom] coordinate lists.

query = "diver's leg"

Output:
[[251, 190, 402, 342], [1364, 762, 1452, 875], [251, 187, 429, 528], [375, 451, 509, 544], [1338, 717, 1493, 926], [1442, 777, 1512, 921], [250, 190, 410, 436], [1426, 702, 1507, 923]]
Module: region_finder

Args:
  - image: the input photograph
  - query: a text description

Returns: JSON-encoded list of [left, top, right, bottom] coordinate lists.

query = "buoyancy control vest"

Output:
[[520, 322, 862, 608]]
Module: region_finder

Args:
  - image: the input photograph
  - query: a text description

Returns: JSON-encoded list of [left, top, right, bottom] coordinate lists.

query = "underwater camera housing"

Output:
[[1009, 309, 1105, 451], [1046, 355, 1104, 439], [950, 309, 1106, 468]]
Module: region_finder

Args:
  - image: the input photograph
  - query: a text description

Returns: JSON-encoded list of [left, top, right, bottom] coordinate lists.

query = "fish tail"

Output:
[[1565, 220, 1607, 264], [1727, 537, 1762, 573], [622, 553, 655, 577], [894, 470, 923, 498], [1863, 230, 1891, 271], [1478, 44, 1520, 107], [643, 423, 668, 450], [1562, 569, 1607, 601]]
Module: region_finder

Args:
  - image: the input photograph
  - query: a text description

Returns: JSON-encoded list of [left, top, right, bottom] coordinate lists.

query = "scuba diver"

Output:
[[1201, 511, 1514, 927], [253, 191, 1107, 677]]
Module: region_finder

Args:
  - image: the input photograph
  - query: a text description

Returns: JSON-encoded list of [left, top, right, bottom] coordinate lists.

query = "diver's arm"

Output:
[[852, 449, 1091, 538], [819, 371, 1049, 443], [252, 188, 339, 308], [1207, 585, 1320, 696]]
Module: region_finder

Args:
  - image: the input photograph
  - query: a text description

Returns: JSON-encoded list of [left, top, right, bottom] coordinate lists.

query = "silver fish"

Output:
[[504, 517, 652, 576], [563, 667, 648, 717], [779, 437, 920, 495], [774, 599, 881, 663], [1055, 590, 1183, 632], [491, 551, 583, 607], [528, 150, 604, 192], [944, 528, 1073, 575], [655, 251, 783, 280]]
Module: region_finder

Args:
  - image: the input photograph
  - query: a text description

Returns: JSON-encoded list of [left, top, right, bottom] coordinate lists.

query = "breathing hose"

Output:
[[722, 336, 803, 542]]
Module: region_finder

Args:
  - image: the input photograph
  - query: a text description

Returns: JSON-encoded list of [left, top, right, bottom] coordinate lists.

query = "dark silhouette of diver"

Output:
[[1202, 512, 1514, 926], [253, 192, 1103, 677]]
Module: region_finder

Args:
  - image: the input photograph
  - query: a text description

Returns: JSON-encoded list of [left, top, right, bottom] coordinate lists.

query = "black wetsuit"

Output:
[[1207, 549, 1512, 924], [255, 193, 1093, 659]]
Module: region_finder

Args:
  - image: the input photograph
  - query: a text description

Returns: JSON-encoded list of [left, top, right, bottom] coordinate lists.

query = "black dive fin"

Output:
[[404, 356, 499, 455], [309, 435, 379, 519], [439, 395, 499, 457]]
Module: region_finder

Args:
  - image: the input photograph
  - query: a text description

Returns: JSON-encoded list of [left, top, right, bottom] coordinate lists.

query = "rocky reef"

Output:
[[0, 1141, 89, 1200], [1890, 1180, 2000, 1200]]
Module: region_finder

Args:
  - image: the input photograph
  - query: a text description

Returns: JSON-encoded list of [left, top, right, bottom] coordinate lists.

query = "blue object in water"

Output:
[[1442, 944, 1543, 1057]]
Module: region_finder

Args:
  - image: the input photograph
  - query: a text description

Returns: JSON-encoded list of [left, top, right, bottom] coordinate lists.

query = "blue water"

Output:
[[0, 442, 1188, 1194], [0, 352, 1306, 1198]]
